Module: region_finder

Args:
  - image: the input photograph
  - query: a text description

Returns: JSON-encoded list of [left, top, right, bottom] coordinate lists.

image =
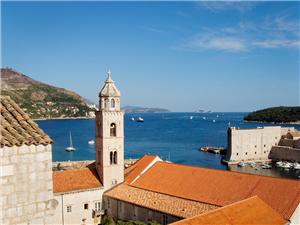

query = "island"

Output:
[[121, 105, 170, 113], [244, 106, 300, 123]]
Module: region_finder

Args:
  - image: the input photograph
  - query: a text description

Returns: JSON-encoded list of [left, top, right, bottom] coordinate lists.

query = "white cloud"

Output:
[[178, 14, 300, 53], [253, 39, 300, 48], [185, 35, 246, 52], [196, 1, 256, 13]]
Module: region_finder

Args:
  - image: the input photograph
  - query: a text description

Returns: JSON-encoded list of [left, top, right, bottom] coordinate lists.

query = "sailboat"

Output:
[[65, 131, 76, 152]]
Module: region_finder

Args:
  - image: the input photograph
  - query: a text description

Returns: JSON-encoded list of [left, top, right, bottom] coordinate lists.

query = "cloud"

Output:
[[184, 35, 246, 52], [178, 14, 300, 53], [196, 1, 257, 13], [253, 39, 300, 48], [142, 26, 167, 34]]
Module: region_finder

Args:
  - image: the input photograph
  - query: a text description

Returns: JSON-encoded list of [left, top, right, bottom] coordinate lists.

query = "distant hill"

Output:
[[1, 68, 96, 119], [122, 105, 170, 113], [244, 106, 300, 123]]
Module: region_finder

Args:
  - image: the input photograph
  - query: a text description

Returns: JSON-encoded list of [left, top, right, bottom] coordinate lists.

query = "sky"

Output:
[[1, 1, 300, 112]]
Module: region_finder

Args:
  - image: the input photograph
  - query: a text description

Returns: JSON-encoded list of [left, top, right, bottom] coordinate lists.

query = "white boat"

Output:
[[131, 117, 135, 121], [276, 161, 283, 167], [136, 117, 144, 122], [212, 119, 216, 123], [190, 116, 194, 120], [65, 131, 76, 152], [293, 163, 300, 170], [202, 117, 206, 120], [88, 139, 95, 145], [281, 162, 292, 169], [261, 164, 272, 169], [237, 161, 245, 167]]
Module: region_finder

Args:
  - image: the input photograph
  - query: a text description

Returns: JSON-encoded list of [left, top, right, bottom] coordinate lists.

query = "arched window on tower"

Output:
[[111, 99, 115, 108], [113, 151, 117, 164], [104, 98, 109, 109], [110, 123, 116, 137], [110, 151, 113, 165]]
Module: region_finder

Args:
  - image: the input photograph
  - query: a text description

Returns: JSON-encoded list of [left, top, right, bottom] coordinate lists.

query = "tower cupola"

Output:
[[99, 70, 121, 111]]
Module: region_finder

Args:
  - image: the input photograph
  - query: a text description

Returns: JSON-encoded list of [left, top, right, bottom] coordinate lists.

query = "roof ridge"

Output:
[[155, 161, 299, 183]]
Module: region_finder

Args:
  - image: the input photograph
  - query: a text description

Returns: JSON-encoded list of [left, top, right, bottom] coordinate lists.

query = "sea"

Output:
[[36, 112, 300, 180]]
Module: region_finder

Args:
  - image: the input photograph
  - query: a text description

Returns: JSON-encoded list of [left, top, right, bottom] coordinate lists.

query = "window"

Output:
[[113, 151, 117, 164], [84, 203, 88, 210], [245, 152, 248, 155], [110, 151, 113, 165], [112, 179, 117, 185], [104, 99, 109, 109], [110, 123, 116, 137], [95, 202, 101, 211], [67, 206, 72, 213], [255, 152, 257, 154], [264, 144, 266, 147], [111, 99, 115, 108], [236, 153, 239, 156], [255, 145, 257, 148], [133, 206, 137, 217], [163, 215, 168, 225]]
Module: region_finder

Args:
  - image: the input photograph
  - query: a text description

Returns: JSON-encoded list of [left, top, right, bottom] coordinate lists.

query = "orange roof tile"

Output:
[[53, 166, 102, 193], [131, 161, 300, 220], [170, 196, 287, 225], [0, 96, 52, 147], [124, 155, 158, 184], [105, 184, 218, 218]]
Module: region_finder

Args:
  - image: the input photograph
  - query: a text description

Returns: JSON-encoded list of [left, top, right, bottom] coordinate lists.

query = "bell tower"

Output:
[[96, 70, 124, 188]]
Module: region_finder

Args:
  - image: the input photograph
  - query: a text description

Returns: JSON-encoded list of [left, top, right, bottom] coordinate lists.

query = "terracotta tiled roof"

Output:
[[131, 161, 300, 220], [53, 166, 102, 193], [104, 184, 218, 218], [124, 155, 159, 184], [170, 196, 287, 225], [0, 96, 52, 147]]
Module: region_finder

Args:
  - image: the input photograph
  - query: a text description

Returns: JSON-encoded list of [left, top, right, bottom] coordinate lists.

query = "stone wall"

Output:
[[225, 126, 282, 163], [0, 144, 55, 225], [47, 188, 105, 225], [104, 197, 181, 225], [269, 146, 300, 162]]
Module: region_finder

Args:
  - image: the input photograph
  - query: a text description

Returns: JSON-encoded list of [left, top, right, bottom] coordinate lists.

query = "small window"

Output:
[[113, 151, 117, 164], [110, 152, 113, 165], [104, 99, 109, 109], [254, 145, 257, 148], [264, 144, 266, 147], [245, 152, 248, 155], [84, 203, 88, 210], [111, 99, 115, 108], [95, 202, 101, 211], [163, 215, 168, 225], [255, 152, 257, 154], [236, 153, 239, 156], [67, 206, 72, 213], [110, 123, 116, 137], [112, 179, 117, 185]]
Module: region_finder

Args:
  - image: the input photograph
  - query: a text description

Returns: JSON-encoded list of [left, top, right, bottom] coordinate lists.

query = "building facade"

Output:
[[96, 70, 124, 188], [0, 96, 55, 225], [224, 126, 297, 163], [48, 71, 125, 225]]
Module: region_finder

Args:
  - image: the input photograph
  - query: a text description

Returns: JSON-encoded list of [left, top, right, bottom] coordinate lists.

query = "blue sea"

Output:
[[36, 113, 300, 178]]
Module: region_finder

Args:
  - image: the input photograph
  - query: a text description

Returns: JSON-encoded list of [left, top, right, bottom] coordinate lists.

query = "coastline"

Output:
[[34, 116, 95, 121], [244, 120, 300, 125]]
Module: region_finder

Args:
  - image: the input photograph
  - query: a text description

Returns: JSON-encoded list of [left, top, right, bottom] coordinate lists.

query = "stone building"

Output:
[[0, 96, 55, 225], [47, 71, 125, 225], [104, 155, 300, 225], [224, 126, 298, 163]]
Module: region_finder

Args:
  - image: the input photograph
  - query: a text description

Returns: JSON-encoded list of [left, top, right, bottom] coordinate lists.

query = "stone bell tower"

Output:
[[96, 70, 124, 188]]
